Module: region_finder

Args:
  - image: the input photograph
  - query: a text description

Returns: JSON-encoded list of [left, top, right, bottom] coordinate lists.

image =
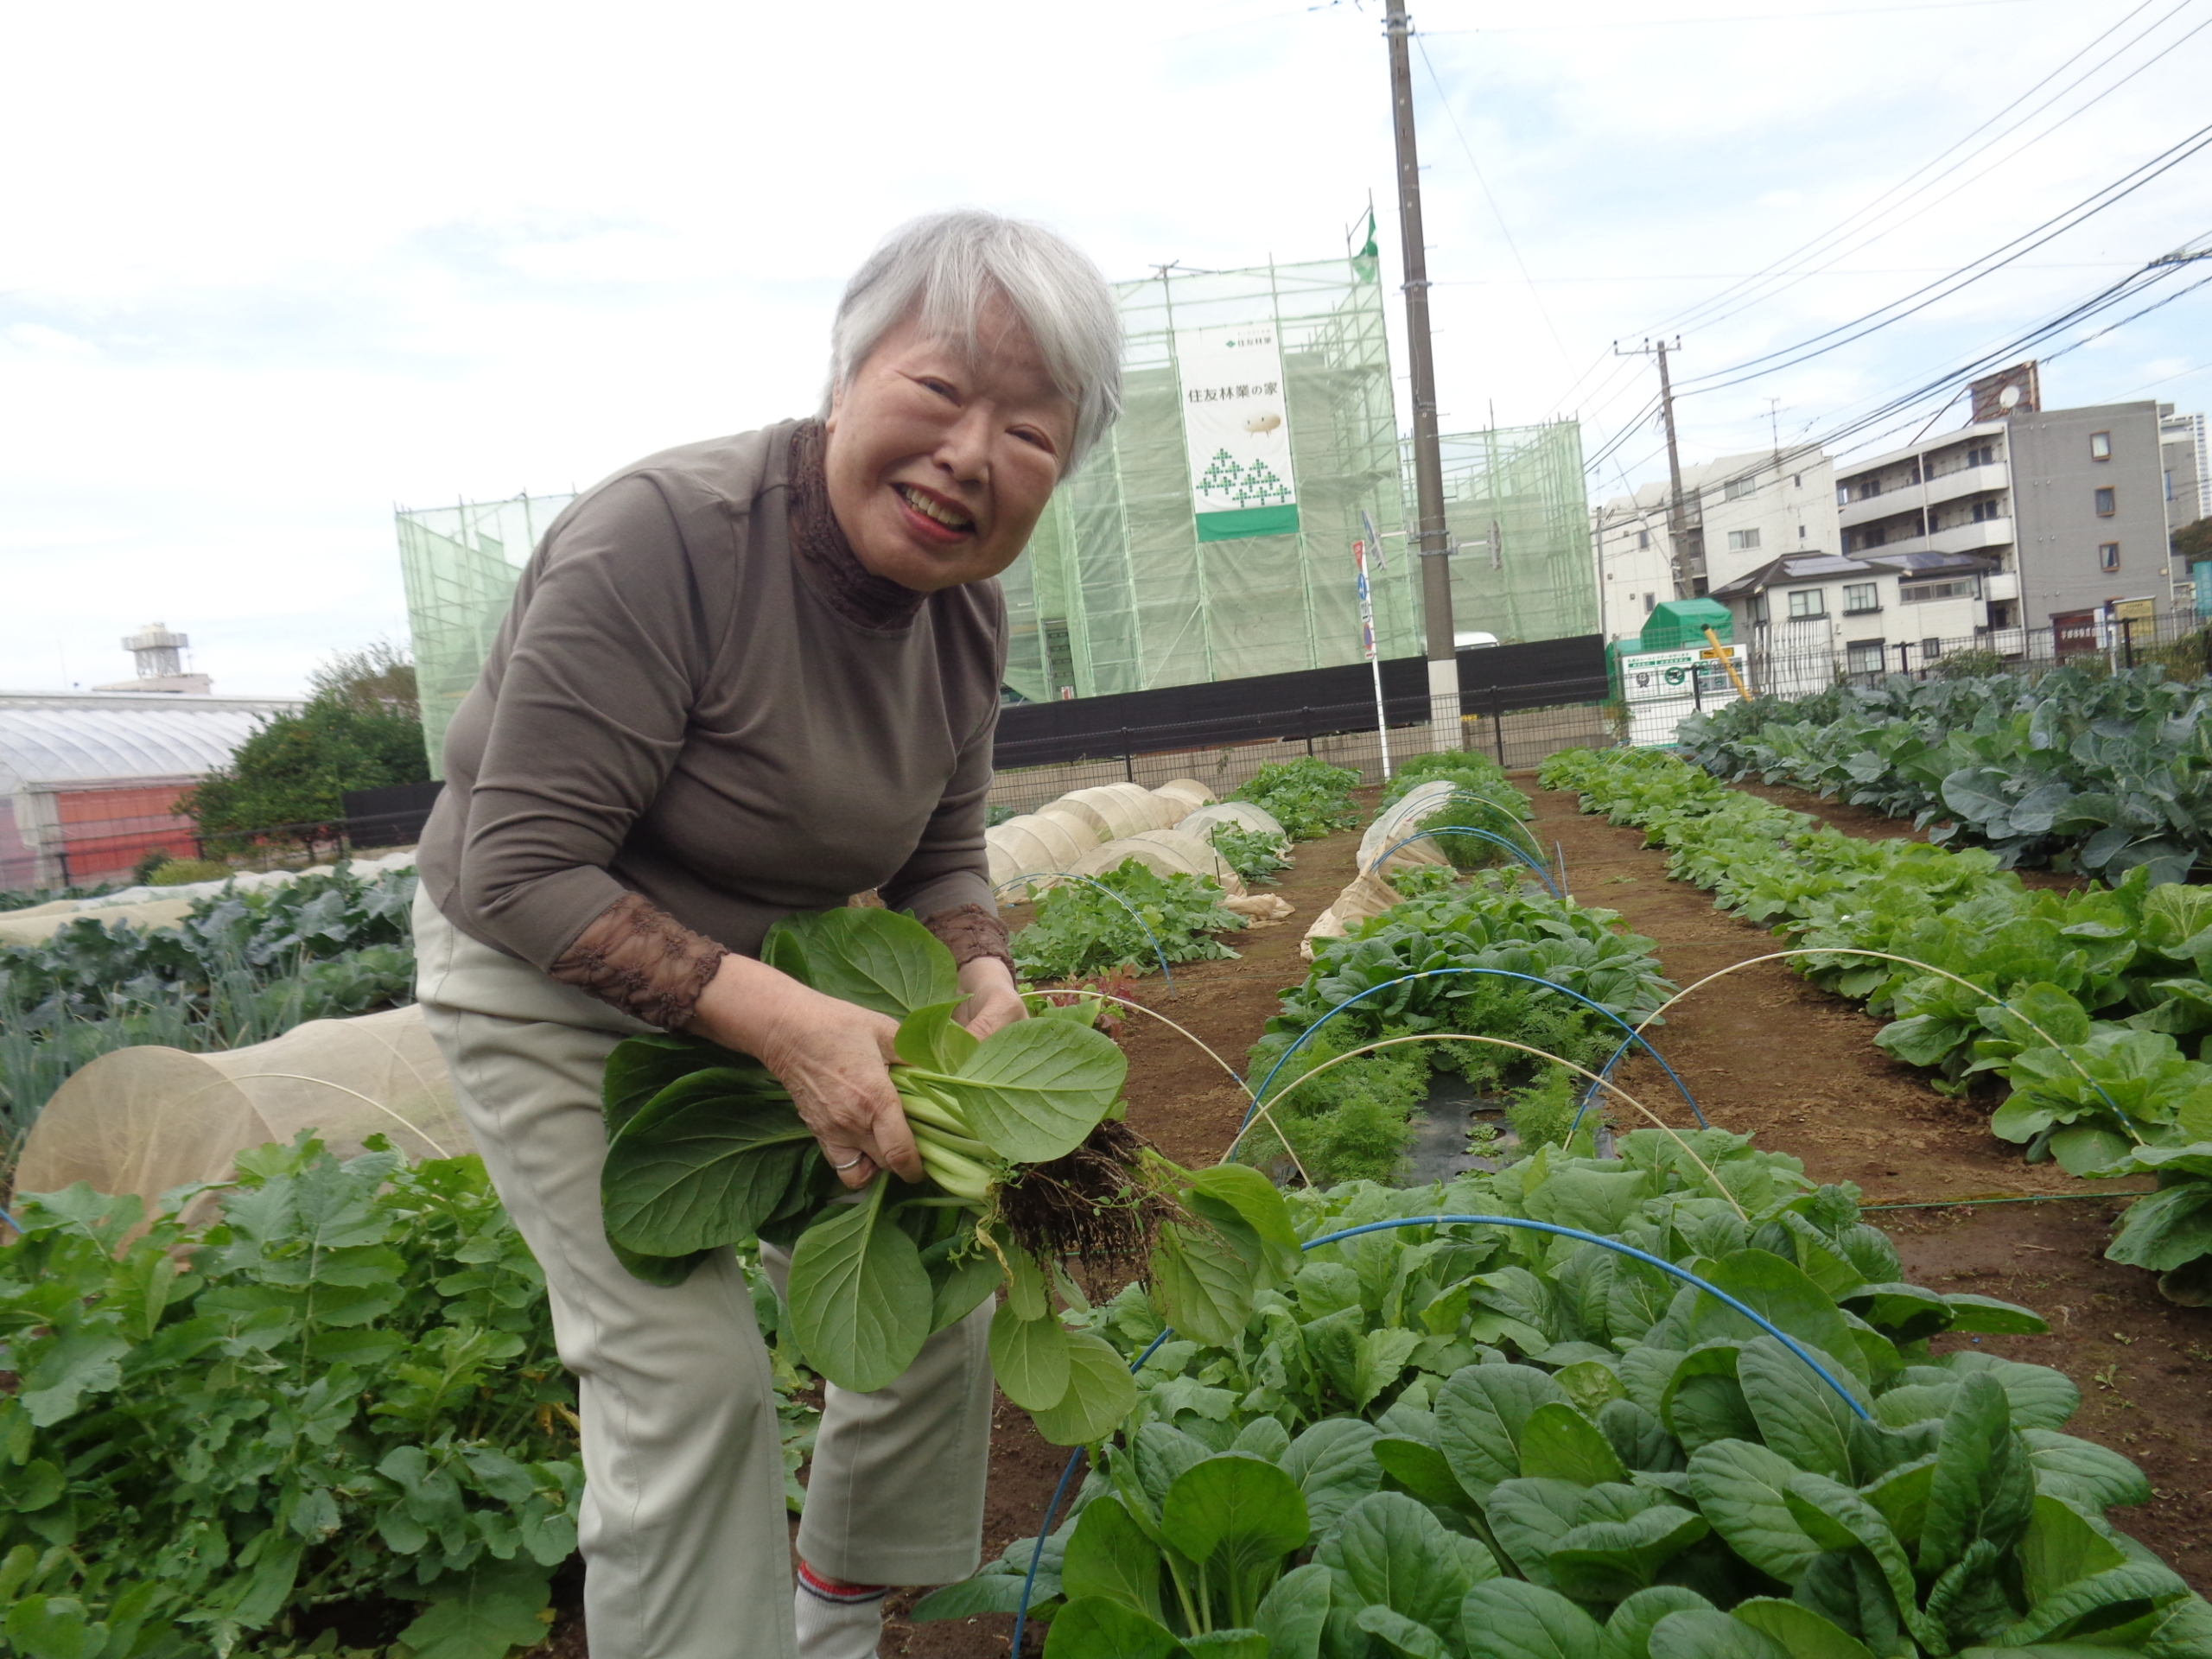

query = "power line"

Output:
[[1675, 124, 2212, 394], [1646, 0, 2193, 338]]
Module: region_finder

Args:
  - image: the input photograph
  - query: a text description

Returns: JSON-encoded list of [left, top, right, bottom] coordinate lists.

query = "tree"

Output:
[[181, 640, 430, 855], [2175, 517, 2212, 563]]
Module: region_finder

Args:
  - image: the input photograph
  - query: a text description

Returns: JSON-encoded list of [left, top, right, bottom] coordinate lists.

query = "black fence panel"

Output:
[[341, 780, 445, 848], [995, 636, 1605, 767]]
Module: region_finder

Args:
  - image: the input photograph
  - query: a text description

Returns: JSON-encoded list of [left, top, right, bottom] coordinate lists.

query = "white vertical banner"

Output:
[[1176, 323, 1300, 543]]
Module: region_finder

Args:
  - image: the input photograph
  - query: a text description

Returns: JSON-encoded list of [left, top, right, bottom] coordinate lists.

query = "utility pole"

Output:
[[1616, 337, 1694, 599], [1385, 0, 1459, 743]]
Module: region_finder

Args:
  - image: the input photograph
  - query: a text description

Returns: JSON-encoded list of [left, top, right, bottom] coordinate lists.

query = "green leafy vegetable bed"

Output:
[[1540, 746, 2212, 1302], [924, 1129, 2212, 1657], [1679, 665, 2212, 886], [1240, 874, 1675, 1185], [1235, 760, 1366, 842], [1013, 859, 1249, 983], [2, 866, 421, 1151], [0, 1137, 810, 1656]]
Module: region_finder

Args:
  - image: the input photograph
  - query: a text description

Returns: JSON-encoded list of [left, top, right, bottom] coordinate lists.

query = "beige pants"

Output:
[[412, 892, 995, 1659]]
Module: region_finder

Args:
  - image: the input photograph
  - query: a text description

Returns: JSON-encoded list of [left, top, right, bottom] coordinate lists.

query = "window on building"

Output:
[[1725, 475, 1758, 501], [2099, 542, 2120, 572], [1798, 524, 1808, 539], [1970, 499, 2002, 523], [2094, 486, 2116, 516], [1643, 592, 1656, 614], [1748, 594, 1770, 624], [1843, 582, 1880, 613], [1637, 530, 1650, 549], [1792, 474, 1802, 488], [1788, 588, 1827, 620], [2089, 431, 2112, 461], [1835, 485, 1848, 507], [1922, 638, 1943, 660], [1900, 576, 1981, 603], [1845, 639, 1886, 677], [1727, 528, 1762, 551]]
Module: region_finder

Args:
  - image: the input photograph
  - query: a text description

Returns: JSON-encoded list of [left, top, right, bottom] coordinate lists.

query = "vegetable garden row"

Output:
[[5, 724, 2211, 1657]]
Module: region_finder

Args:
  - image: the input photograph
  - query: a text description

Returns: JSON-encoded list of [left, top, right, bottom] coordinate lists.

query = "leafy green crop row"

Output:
[[1382, 752, 1537, 874], [1539, 747, 2212, 1303], [1236, 760, 1366, 842], [1013, 859, 1249, 983], [1, 867, 419, 1154], [924, 1128, 2210, 1656], [1679, 666, 2212, 885], [1239, 874, 1675, 1185], [0, 1137, 818, 1657]]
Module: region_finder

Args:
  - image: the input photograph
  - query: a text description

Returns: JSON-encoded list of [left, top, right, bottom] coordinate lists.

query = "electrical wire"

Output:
[[1649, 0, 2199, 339], [1675, 121, 2212, 391]]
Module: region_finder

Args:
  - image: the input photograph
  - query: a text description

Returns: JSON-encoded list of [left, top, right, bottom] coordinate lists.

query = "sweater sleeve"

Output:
[[448, 475, 716, 971]]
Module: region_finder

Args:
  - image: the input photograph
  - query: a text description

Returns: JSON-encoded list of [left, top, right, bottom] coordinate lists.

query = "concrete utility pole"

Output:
[[1616, 337, 1694, 598], [1385, 0, 1459, 740]]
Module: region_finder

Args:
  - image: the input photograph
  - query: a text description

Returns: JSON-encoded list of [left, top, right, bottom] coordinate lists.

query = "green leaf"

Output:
[[1319, 1491, 1486, 1635], [1061, 1493, 1166, 1624], [1936, 1351, 2079, 1431], [1484, 1478, 1586, 1588], [16, 1331, 129, 1427], [1550, 1504, 1710, 1602], [1358, 1605, 1449, 1659], [1781, 1473, 1930, 1650], [761, 906, 960, 1018], [2017, 1495, 2126, 1606], [1375, 1436, 1476, 1510], [1737, 1335, 1868, 1484], [1685, 1250, 1858, 1370], [908, 1573, 1033, 1620], [3, 1597, 104, 1659], [1044, 1596, 1185, 1659], [600, 1075, 815, 1255], [395, 1578, 551, 1659], [1283, 1418, 1386, 1540], [1940, 1294, 2048, 1336], [990, 1305, 1074, 1410], [1646, 1610, 1791, 1659], [1151, 1223, 1257, 1350], [2020, 1429, 2152, 1512], [1030, 1330, 1138, 1446], [1459, 1578, 1605, 1659], [601, 1032, 728, 1137], [1996, 1560, 2191, 1649], [1253, 1562, 1332, 1659], [1686, 1440, 1822, 1583], [1517, 1402, 1630, 1487], [1726, 1599, 1878, 1659], [1918, 1372, 2035, 1578], [1436, 1362, 1569, 1501], [2105, 1179, 2212, 1272], [1161, 1453, 1308, 1583], [929, 1017, 1127, 1162], [1185, 1631, 1269, 1658], [787, 1175, 932, 1393], [1599, 1588, 1719, 1659], [896, 999, 981, 1072]]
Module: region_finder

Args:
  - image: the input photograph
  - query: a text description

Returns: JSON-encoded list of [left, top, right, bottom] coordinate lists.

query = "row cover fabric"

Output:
[[14, 1006, 470, 1227], [1354, 781, 1456, 877], [984, 779, 1229, 894]]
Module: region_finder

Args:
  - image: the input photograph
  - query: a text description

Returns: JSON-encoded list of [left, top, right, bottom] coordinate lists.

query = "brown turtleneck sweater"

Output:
[[415, 417, 1011, 1030]]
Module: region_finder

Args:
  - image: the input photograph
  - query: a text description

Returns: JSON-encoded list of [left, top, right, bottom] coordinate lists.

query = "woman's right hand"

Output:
[[683, 954, 921, 1190]]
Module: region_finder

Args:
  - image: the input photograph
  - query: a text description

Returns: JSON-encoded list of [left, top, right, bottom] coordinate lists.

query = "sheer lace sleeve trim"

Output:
[[549, 892, 730, 1030], [922, 903, 1014, 976]]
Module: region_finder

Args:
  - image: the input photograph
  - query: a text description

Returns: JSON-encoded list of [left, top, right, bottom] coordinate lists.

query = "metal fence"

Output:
[[987, 679, 1616, 812], [1742, 605, 2212, 699]]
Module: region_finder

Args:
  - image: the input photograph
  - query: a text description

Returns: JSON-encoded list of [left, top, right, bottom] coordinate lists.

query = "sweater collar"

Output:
[[786, 420, 928, 632]]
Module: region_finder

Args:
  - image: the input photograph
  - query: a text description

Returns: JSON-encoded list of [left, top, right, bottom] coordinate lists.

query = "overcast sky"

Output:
[[4, 0, 2207, 696]]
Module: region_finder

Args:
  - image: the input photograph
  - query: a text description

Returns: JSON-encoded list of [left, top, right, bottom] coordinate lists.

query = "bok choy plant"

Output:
[[596, 906, 1295, 1445]]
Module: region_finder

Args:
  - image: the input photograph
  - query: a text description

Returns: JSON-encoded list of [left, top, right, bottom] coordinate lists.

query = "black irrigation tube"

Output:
[[1007, 1212, 1872, 1654]]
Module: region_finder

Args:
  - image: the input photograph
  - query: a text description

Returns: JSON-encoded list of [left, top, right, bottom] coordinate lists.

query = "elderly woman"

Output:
[[410, 210, 1121, 1659]]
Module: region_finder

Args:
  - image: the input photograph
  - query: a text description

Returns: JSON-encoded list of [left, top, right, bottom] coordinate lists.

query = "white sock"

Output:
[[794, 1561, 887, 1659]]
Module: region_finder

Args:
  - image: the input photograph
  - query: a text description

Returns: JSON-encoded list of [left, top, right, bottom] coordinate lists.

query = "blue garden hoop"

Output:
[[994, 871, 1179, 995]]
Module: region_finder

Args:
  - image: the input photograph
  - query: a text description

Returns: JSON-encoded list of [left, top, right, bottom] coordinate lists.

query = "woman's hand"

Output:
[[683, 954, 920, 1190], [957, 957, 1027, 1041]]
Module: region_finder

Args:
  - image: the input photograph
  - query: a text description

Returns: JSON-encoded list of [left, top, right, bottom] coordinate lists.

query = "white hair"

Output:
[[824, 209, 1122, 476]]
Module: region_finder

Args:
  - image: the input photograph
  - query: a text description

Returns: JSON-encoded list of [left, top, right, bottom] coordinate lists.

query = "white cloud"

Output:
[[3, 0, 2208, 694]]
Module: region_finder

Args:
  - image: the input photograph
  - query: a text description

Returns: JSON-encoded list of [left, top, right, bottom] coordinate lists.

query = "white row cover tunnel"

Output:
[[984, 780, 1287, 899]]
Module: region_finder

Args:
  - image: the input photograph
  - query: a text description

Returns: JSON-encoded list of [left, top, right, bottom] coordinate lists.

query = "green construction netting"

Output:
[[1429, 421, 1599, 647], [998, 256, 1422, 702], [396, 493, 571, 779]]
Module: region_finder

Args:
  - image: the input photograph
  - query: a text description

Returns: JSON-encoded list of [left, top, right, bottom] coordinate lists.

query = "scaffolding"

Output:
[[1425, 421, 1599, 645], [999, 256, 1419, 702], [395, 493, 571, 778]]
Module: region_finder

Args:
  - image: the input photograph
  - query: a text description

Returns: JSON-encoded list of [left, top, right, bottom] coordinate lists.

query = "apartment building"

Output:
[[1833, 397, 2173, 642], [1591, 446, 1840, 642], [1708, 548, 1997, 688], [2165, 407, 2210, 618]]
